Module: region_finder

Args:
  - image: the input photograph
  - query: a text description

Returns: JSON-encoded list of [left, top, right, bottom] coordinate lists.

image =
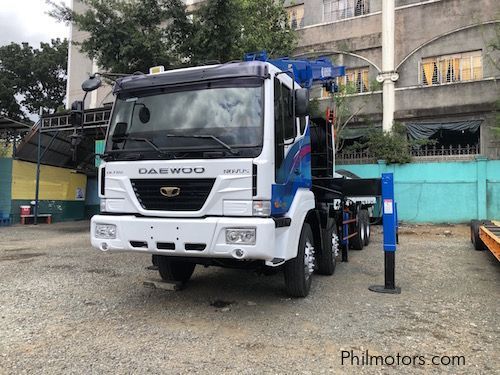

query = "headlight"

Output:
[[100, 199, 107, 212], [252, 200, 271, 217], [225, 228, 256, 245], [95, 224, 117, 239]]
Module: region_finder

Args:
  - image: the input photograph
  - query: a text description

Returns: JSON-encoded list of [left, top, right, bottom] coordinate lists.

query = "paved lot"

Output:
[[0, 221, 498, 374]]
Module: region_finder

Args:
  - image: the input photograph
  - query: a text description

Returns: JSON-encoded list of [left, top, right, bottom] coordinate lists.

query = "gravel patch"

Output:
[[0, 221, 498, 374]]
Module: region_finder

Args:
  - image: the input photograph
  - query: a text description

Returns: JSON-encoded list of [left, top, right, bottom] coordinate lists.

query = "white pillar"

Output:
[[89, 58, 99, 109], [380, 0, 397, 132]]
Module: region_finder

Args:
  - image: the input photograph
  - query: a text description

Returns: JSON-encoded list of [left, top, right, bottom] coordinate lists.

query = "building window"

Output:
[[323, 0, 370, 22], [322, 67, 370, 97], [287, 4, 304, 29], [419, 51, 483, 86]]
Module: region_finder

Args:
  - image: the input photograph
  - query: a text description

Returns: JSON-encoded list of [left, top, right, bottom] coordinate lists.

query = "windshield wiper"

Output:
[[166, 134, 239, 155], [111, 136, 175, 157]]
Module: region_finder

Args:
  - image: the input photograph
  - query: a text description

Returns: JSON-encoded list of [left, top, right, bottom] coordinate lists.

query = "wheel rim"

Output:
[[332, 232, 339, 258], [366, 222, 370, 239], [360, 222, 365, 242], [303, 240, 315, 281]]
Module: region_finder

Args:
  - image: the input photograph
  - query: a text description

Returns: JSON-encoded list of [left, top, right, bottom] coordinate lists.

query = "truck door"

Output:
[[274, 77, 297, 184]]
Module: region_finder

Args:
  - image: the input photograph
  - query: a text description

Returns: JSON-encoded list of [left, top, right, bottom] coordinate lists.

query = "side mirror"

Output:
[[70, 100, 84, 127], [82, 75, 102, 92], [295, 88, 310, 117], [112, 122, 128, 143]]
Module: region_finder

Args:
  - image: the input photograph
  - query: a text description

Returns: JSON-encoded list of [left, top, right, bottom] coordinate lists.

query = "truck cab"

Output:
[[90, 57, 366, 297]]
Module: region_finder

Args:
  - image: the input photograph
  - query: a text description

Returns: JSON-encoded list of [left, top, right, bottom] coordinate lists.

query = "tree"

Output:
[[49, 0, 186, 74], [49, 0, 296, 73], [0, 39, 68, 120], [238, 0, 296, 58], [189, 0, 296, 64]]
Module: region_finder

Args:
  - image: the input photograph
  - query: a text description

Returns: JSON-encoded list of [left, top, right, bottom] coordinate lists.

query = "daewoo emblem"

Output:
[[160, 187, 181, 198]]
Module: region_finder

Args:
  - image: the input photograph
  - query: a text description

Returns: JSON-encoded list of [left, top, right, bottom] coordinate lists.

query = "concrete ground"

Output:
[[0, 221, 498, 374]]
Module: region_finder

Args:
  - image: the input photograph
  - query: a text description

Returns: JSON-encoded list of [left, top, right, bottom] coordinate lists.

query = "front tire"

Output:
[[284, 223, 315, 298], [157, 256, 196, 283]]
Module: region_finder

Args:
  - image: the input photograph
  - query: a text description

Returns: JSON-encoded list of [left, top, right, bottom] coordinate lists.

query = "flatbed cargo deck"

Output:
[[471, 220, 500, 261]]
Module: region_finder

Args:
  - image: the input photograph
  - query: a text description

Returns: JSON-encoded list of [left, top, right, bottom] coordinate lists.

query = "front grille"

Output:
[[131, 178, 216, 211]]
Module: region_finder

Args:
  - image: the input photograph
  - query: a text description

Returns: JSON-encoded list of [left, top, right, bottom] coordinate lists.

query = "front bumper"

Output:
[[90, 215, 277, 261]]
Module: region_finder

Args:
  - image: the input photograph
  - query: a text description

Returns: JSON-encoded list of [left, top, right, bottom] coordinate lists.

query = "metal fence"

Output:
[[337, 144, 481, 165]]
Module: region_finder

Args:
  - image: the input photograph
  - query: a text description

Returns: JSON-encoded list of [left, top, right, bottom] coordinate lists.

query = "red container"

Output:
[[20, 205, 31, 216]]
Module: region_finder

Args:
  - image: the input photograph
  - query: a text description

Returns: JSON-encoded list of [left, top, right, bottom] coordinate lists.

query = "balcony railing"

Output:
[[337, 144, 481, 165]]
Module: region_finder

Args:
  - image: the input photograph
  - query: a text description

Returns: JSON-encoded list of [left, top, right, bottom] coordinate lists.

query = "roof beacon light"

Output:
[[149, 66, 165, 75]]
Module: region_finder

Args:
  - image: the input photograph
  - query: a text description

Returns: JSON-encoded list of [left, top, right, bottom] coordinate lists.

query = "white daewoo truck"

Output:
[[89, 52, 379, 297]]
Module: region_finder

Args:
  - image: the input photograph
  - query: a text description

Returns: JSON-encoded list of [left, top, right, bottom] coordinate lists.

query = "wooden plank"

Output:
[[480, 226, 500, 262], [143, 279, 184, 291]]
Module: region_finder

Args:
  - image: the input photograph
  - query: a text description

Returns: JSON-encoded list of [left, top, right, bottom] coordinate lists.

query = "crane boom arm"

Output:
[[244, 51, 345, 90]]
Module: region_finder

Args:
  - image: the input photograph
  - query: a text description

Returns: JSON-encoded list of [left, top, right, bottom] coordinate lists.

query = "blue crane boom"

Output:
[[243, 51, 345, 91]]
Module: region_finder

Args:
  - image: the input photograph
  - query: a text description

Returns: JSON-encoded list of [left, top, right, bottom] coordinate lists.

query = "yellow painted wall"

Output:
[[11, 160, 87, 201], [0, 143, 13, 158]]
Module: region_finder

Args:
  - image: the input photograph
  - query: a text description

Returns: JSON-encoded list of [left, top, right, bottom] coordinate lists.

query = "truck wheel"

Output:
[[284, 223, 315, 297], [471, 220, 487, 251], [350, 213, 365, 250], [316, 223, 339, 275], [157, 256, 196, 283], [361, 210, 370, 246]]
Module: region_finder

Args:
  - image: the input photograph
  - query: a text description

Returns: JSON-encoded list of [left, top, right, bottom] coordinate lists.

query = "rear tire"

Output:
[[471, 220, 487, 251], [316, 223, 338, 275], [284, 223, 315, 298], [157, 257, 196, 283], [350, 211, 365, 250], [361, 210, 371, 246]]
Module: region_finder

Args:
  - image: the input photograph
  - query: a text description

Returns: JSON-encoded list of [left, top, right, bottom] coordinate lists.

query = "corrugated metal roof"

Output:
[[14, 110, 109, 175], [0, 117, 32, 131]]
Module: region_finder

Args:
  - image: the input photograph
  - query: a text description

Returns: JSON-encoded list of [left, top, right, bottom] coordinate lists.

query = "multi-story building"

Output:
[[67, 0, 499, 159], [287, 0, 499, 160]]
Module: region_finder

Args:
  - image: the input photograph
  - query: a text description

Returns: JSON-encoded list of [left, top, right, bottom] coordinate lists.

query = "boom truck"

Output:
[[90, 52, 380, 297]]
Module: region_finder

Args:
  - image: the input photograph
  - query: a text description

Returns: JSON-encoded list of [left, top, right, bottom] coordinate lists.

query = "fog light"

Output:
[[253, 200, 271, 217], [225, 228, 256, 245], [100, 242, 109, 251], [233, 249, 245, 259], [95, 224, 117, 239]]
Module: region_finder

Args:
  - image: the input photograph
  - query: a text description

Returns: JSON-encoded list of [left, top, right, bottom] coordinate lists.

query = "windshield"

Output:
[[106, 78, 264, 159]]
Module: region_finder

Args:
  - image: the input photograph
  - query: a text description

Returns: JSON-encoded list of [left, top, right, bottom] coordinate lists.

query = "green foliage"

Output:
[[49, 0, 183, 73], [494, 99, 500, 139], [362, 123, 413, 164], [369, 79, 382, 92], [308, 97, 322, 118], [49, 0, 296, 73], [348, 122, 436, 164], [0, 39, 68, 120]]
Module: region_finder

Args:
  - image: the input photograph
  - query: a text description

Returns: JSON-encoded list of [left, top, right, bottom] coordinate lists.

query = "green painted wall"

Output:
[[337, 159, 500, 223], [0, 158, 13, 224], [10, 200, 85, 224]]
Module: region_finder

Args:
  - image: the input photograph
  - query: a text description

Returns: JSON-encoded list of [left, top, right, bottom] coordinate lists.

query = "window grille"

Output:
[[419, 51, 483, 86], [323, 0, 370, 22], [287, 5, 305, 29], [322, 67, 370, 97]]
